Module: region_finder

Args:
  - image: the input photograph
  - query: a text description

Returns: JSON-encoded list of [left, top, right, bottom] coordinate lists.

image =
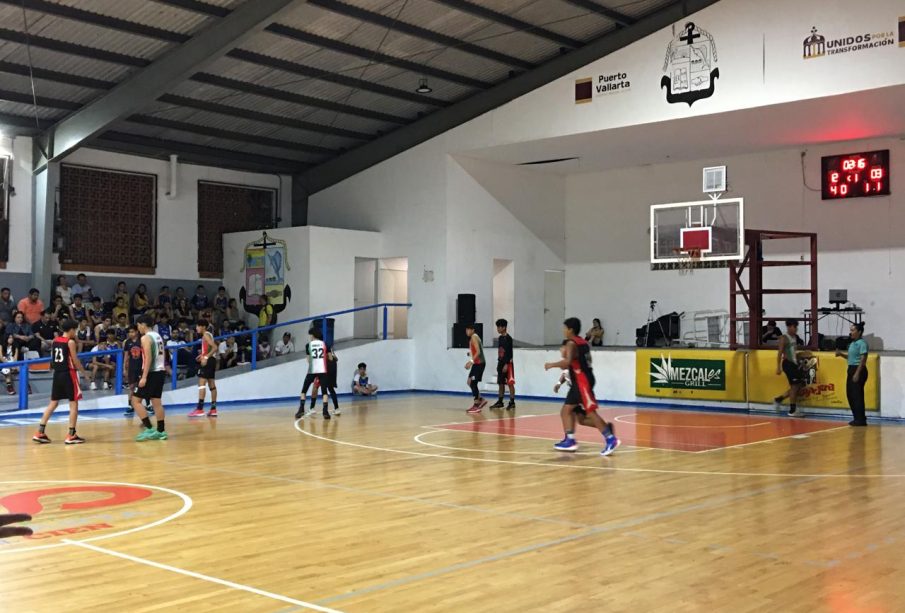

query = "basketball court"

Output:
[[2, 397, 904, 611]]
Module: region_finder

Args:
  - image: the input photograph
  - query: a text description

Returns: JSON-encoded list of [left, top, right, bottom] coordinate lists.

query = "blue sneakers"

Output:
[[554, 437, 578, 452], [601, 434, 620, 456]]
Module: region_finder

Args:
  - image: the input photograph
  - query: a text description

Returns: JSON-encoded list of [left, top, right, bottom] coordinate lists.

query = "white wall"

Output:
[[57, 147, 290, 281], [6, 136, 33, 275], [492, 259, 514, 335], [565, 136, 905, 348]]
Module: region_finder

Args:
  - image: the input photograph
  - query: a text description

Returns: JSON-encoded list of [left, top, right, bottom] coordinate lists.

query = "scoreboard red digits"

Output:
[[822, 149, 890, 200]]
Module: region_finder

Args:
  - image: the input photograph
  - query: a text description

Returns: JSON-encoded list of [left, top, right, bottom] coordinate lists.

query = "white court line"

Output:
[[414, 428, 651, 455], [63, 540, 345, 613], [614, 414, 772, 429], [694, 425, 851, 454], [294, 419, 905, 479]]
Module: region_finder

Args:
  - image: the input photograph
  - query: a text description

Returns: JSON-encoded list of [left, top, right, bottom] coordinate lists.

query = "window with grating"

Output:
[[59, 164, 157, 274], [197, 181, 276, 278]]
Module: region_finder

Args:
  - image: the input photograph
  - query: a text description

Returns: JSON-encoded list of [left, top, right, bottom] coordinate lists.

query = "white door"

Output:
[[354, 258, 377, 339], [543, 270, 565, 346]]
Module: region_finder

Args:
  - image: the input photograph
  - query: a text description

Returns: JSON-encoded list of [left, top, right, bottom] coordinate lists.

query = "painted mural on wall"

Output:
[[239, 232, 291, 318], [661, 22, 719, 106]]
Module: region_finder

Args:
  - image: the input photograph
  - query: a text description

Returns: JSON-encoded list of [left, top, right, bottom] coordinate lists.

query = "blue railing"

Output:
[[2, 302, 411, 410]]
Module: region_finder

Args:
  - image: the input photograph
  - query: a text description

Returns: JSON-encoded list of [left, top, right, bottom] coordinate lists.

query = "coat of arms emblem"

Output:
[[661, 22, 719, 106]]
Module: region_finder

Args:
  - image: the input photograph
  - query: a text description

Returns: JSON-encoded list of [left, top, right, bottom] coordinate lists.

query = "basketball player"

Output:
[[308, 347, 340, 418], [544, 317, 619, 456], [32, 319, 90, 444], [465, 323, 487, 414], [189, 319, 218, 418], [489, 319, 515, 410], [123, 325, 153, 417], [774, 319, 809, 417], [295, 327, 327, 419], [132, 315, 168, 441]]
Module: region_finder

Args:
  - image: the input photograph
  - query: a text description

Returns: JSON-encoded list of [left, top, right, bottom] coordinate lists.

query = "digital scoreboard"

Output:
[[821, 149, 890, 200]]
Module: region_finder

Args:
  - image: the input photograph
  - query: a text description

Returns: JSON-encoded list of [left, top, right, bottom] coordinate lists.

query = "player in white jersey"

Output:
[[295, 327, 328, 419], [132, 315, 169, 441]]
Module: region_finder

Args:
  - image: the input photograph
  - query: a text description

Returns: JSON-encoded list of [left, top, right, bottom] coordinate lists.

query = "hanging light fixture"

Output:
[[416, 78, 432, 94]]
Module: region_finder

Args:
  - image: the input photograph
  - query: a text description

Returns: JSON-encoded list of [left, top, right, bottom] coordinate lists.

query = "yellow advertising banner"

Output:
[[748, 350, 880, 411], [635, 349, 747, 402]]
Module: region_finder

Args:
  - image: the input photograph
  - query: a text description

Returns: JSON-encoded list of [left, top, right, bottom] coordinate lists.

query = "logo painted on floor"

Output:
[[0, 481, 191, 552]]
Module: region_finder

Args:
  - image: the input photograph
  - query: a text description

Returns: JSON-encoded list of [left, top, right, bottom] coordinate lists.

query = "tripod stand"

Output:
[[642, 301, 670, 348]]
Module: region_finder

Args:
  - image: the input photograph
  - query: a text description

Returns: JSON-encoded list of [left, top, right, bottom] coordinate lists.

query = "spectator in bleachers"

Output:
[[112, 296, 129, 322], [2, 334, 28, 395], [190, 284, 209, 317], [258, 294, 274, 343], [155, 313, 172, 342], [225, 298, 241, 328], [88, 338, 116, 390], [219, 336, 238, 370], [114, 281, 129, 305], [173, 287, 190, 320], [17, 289, 45, 325], [94, 315, 113, 344], [0, 288, 14, 325], [55, 275, 73, 306], [70, 294, 89, 321], [72, 273, 93, 301], [34, 311, 57, 356], [585, 319, 604, 347], [132, 283, 151, 316], [50, 295, 71, 323], [89, 296, 106, 326], [274, 332, 294, 357], [76, 318, 96, 352], [6, 312, 39, 353], [214, 285, 229, 317], [156, 285, 173, 318], [114, 313, 129, 343], [233, 321, 252, 364], [257, 336, 272, 360]]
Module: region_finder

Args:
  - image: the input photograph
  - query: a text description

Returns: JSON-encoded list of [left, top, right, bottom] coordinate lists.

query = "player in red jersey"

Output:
[[189, 319, 218, 417], [33, 319, 90, 444], [544, 317, 619, 456]]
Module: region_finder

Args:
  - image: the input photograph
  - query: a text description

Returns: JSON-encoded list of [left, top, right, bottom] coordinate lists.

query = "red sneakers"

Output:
[[65, 434, 86, 445], [207, 408, 218, 418], [466, 399, 487, 414], [188, 408, 205, 417], [32, 432, 51, 444]]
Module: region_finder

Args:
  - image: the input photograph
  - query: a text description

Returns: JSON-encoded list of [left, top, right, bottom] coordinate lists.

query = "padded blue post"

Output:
[[251, 330, 258, 371], [383, 306, 388, 340], [18, 366, 28, 410], [114, 350, 123, 394]]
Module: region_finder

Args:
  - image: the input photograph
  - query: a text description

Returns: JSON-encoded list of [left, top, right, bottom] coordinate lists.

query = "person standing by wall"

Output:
[[585, 318, 604, 347], [837, 322, 869, 427], [258, 294, 274, 343]]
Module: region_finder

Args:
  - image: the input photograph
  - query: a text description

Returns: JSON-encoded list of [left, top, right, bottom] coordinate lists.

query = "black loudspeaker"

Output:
[[452, 323, 483, 349], [456, 294, 476, 324]]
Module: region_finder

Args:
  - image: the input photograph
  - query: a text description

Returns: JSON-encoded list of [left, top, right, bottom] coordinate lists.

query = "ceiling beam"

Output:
[[300, 0, 723, 193], [37, 0, 303, 168], [149, 0, 230, 18], [0, 111, 51, 133], [226, 49, 450, 107], [93, 131, 305, 174], [190, 73, 409, 125], [562, 0, 635, 27], [0, 60, 115, 90], [0, 88, 82, 111], [157, 94, 373, 141], [0, 0, 188, 42], [430, 0, 581, 48], [0, 28, 149, 67], [125, 115, 336, 157], [264, 24, 488, 89], [307, 0, 535, 71]]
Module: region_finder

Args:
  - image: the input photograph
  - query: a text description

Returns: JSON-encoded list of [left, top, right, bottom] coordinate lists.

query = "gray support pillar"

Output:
[[32, 162, 58, 294], [291, 174, 309, 226]]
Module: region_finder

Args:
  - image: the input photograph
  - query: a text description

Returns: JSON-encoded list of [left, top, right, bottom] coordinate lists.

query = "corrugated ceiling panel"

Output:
[[42, 0, 216, 37], [26, 15, 173, 61], [0, 41, 138, 82], [0, 99, 65, 119], [0, 72, 98, 104]]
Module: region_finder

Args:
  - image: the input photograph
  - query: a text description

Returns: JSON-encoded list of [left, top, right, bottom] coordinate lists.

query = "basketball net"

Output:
[[674, 247, 702, 276]]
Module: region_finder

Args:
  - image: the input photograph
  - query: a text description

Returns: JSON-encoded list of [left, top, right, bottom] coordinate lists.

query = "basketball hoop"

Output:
[[674, 247, 702, 275]]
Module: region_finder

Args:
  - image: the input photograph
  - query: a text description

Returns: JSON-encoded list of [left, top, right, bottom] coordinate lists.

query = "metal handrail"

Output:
[[2, 302, 412, 409]]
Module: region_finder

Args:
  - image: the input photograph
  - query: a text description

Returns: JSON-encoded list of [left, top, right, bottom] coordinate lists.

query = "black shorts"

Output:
[[564, 372, 598, 412], [469, 363, 486, 383], [497, 361, 515, 385], [782, 360, 804, 385], [51, 370, 82, 402], [128, 369, 142, 386], [324, 367, 337, 389], [302, 373, 323, 393], [134, 371, 166, 400], [199, 360, 216, 381]]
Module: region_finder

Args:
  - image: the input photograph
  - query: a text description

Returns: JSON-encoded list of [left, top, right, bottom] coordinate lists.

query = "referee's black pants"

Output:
[[846, 365, 868, 425]]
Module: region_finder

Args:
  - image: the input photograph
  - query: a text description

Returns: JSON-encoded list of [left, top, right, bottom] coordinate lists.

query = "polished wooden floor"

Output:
[[2, 394, 904, 612]]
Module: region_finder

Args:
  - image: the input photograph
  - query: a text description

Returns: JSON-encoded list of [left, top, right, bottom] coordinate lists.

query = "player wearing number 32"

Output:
[[295, 327, 327, 419], [33, 319, 91, 445]]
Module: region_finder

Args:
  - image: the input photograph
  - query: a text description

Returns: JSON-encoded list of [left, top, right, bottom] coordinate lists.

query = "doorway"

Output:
[[493, 259, 514, 337], [543, 270, 565, 346], [378, 258, 409, 338], [354, 257, 378, 339]]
